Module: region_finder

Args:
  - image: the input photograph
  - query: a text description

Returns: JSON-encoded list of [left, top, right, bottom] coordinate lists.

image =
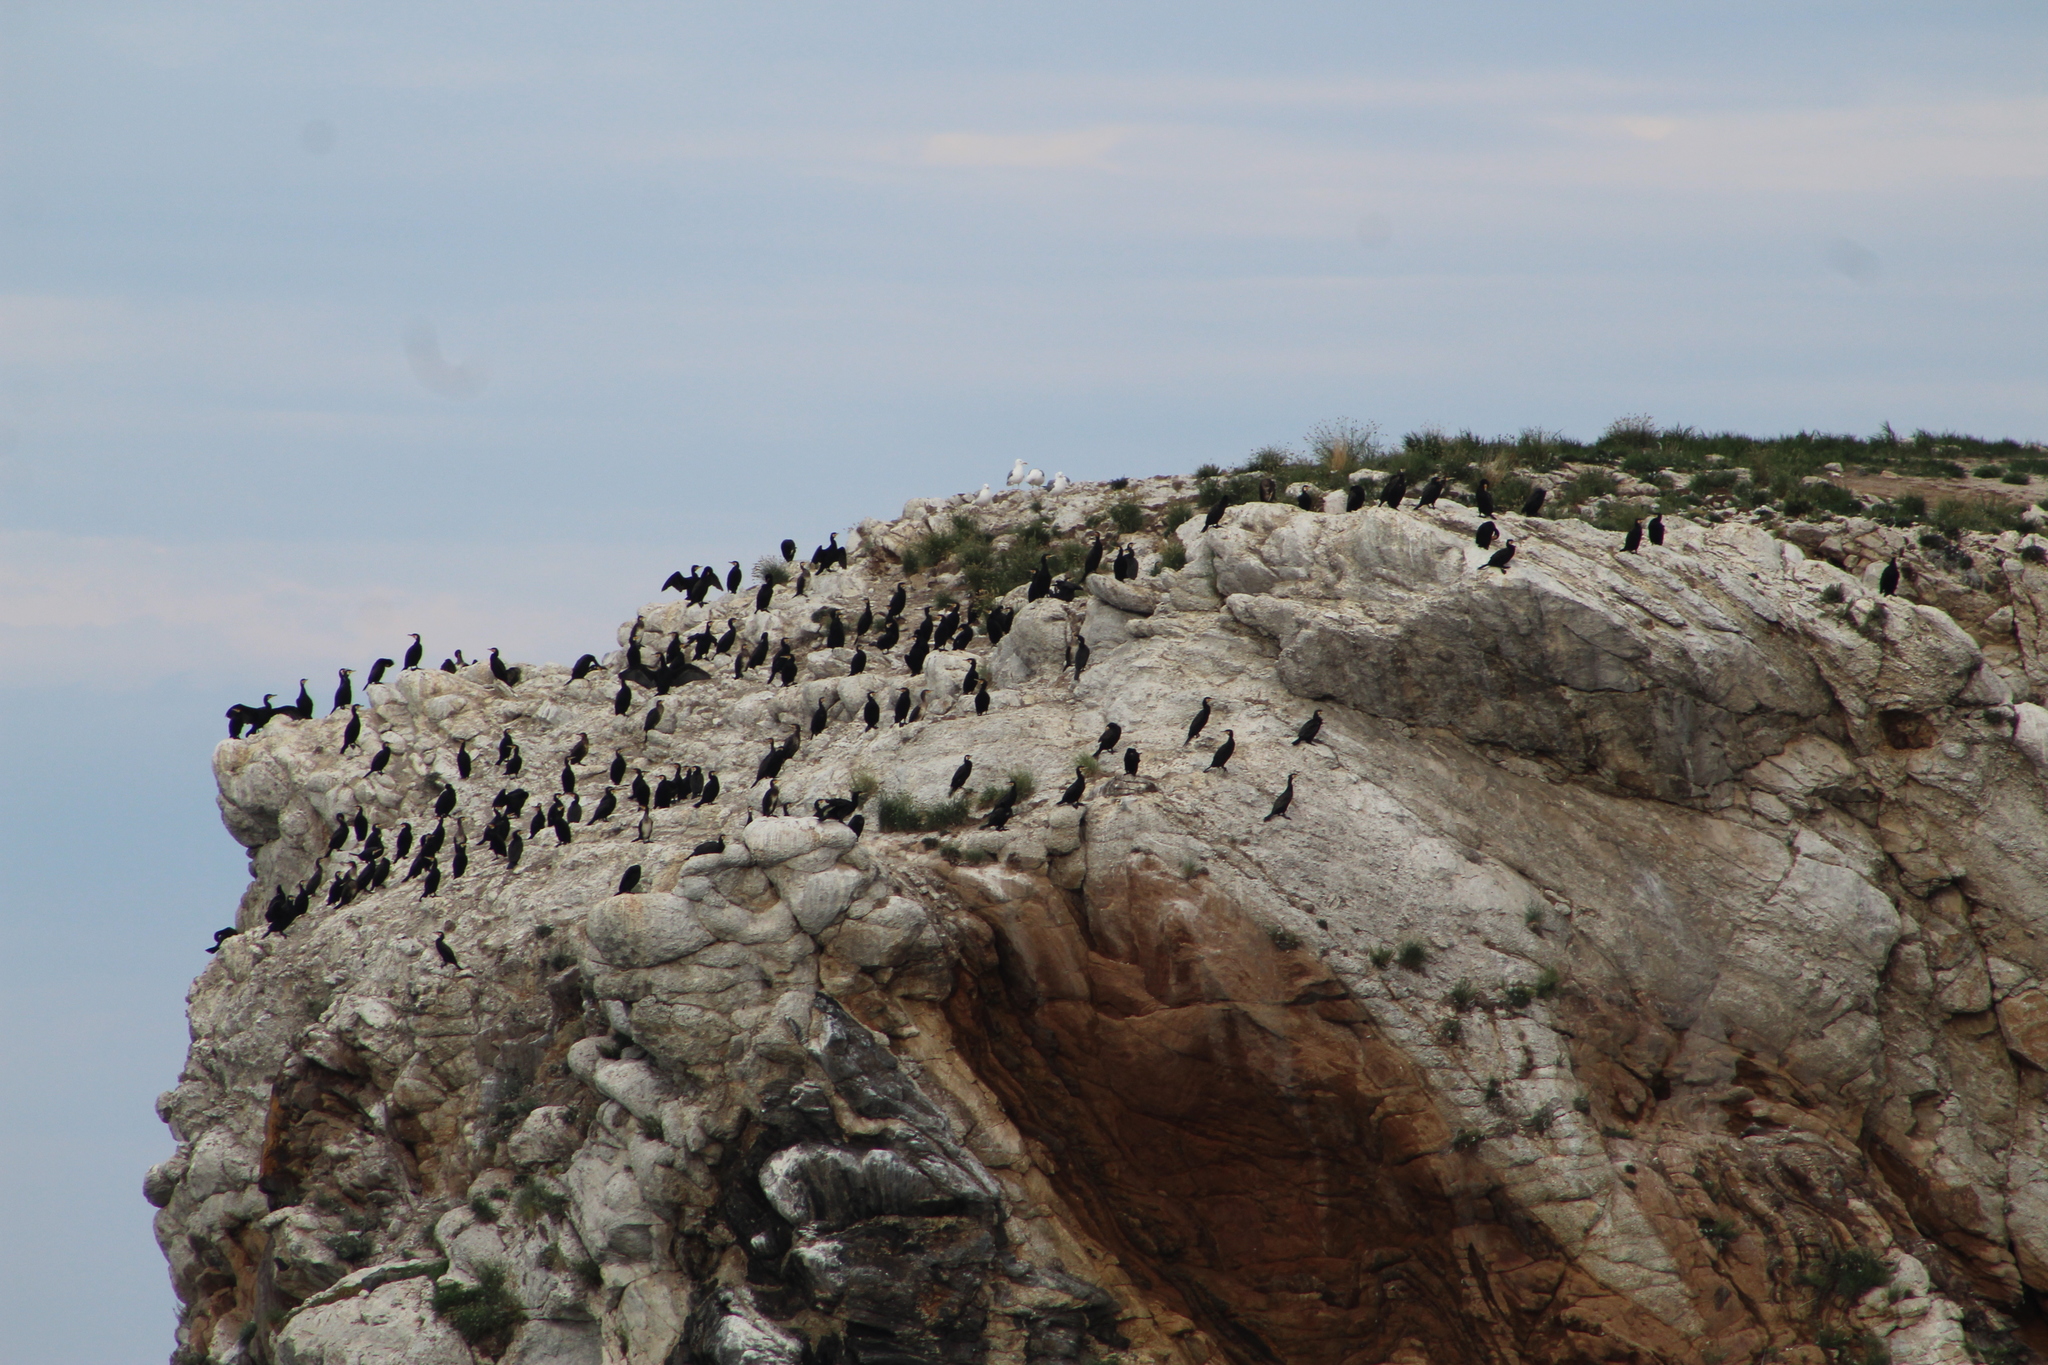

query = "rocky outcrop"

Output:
[[154, 476, 2048, 1365]]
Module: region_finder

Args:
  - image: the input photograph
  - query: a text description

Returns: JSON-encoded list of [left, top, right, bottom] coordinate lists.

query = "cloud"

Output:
[[920, 127, 1126, 170], [403, 320, 486, 399]]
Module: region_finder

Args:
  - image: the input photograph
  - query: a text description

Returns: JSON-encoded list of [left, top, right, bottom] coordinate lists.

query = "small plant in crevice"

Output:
[[468, 1193, 500, 1224], [1800, 1247, 1893, 1300], [1533, 966, 1562, 999], [1451, 1127, 1483, 1151], [431, 1263, 527, 1353], [1448, 979, 1477, 1012], [753, 556, 793, 587], [513, 1176, 569, 1223], [1108, 500, 1145, 532], [1158, 539, 1188, 571], [1698, 1217, 1739, 1252], [1369, 945, 1394, 968], [1437, 1018, 1464, 1045], [1396, 939, 1429, 972], [1524, 906, 1544, 933], [1268, 926, 1303, 951], [1820, 583, 1845, 604], [1501, 981, 1535, 1009], [1179, 857, 1203, 879], [324, 1230, 374, 1263]]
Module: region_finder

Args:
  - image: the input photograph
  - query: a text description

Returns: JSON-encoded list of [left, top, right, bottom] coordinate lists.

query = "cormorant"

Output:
[[643, 700, 664, 733], [781, 538, 797, 562], [849, 649, 867, 676], [974, 682, 990, 715], [328, 815, 350, 851], [863, 692, 881, 729], [1084, 534, 1106, 577], [1298, 486, 1317, 510], [1485, 541, 1518, 573], [874, 618, 901, 651], [1028, 557, 1052, 601], [1059, 768, 1087, 805], [894, 689, 913, 725], [507, 832, 524, 870], [1123, 748, 1140, 775], [341, 707, 363, 753], [451, 844, 467, 878], [1346, 481, 1367, 512], [1185, 698, 1212, 744], [568, 733, 589, 764], [572, 653, 600, 681], [504, 749, 523, 777], [369, 744, 393, 773], [811, 699, 830, 735], [1208, 730, 1236, 770], [331, 669, 353, 713], [887, 583, 906, 619], [394, 822, 414, 858], [1623, 519, 1643, 553], [1293, 711, 1323, 746], [1264, 774, 1296, 821], [663, 569, 688, 592], [696, 772, 720, 806], [904, 639, 930, 676], [610, 751, 627, 784], [1648, 514, 1665, 546], [636, 812, 654, 842], [1115, 545, 1139, 581], [1475, 520, 1498, 549], [726, 561, 742, 593], [1416, 475, 1444, 507], [455, 740, 471, 778], [566, 795, 582, 823], [827, 610, 846, 649], [748, 633, 770, 669], [364, 827, 386, 860], [856, 600, 874, 637], [207, 927, 240, 954], [439, 657, 458, 673], [1072, 638, 1090, 678], [403, 634, 424, 670], [489, 648, 519, 685], [755, 581, 774, 612], [434, 933, 458, 966], [1095, 722, 1122, 754], [435, 786, 458, 818], [1379, 471, 1407, 508], [716, 619, 739, 654], [950, 755, 974, 793], [293, 680, 314, 720], [1880, 558, 1900, 596], [366, 657, 395, 685], [619, 865, 642, 894], [847, 813, 864, 837], [560, 761, 578, 795], [1520, 487, 1546, 517], [613, 681, 633, 715], [981, 789, 1017, 830], [691, 835, 726, 857], [1475, 480, 1494, 517], [1204, 496, 1230, 529], [760, 780, 780, 816]]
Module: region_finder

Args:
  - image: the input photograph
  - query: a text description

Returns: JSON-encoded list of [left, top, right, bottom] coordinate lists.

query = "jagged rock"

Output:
[[155, 474, 2048, 1365]]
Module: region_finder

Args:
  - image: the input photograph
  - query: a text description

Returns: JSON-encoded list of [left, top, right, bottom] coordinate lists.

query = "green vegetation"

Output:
[[877, 791, 971, 832], [1108, 499, 1145, 532], [324, 1231, 374, 1263], [1816, 1328, 1890, 1365], [1533, 967, 1562, 999], [468, 1192, 500, 1224], [1801, 1247, 1894, 1300], [1268, 926, 1303, 951], [1448, 979, 1477, 1011], [1437, 1018, 1464, 1044], [1698, 1217, 1738, 1251], [1396, 939, 1430, 972], [1501, 981, 1534, 1009], [753, 556, 792, 587], [1369, 945, 1394, 968], [1158, 539, 1187, 571], [431, 1264, 526, 1353], [512, 1177, 569, 1222]]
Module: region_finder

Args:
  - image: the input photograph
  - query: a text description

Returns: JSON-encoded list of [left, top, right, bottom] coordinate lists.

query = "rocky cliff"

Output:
[[152, 472, 2048, 1365]]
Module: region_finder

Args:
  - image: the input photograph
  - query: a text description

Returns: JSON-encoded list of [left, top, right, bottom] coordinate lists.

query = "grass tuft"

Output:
[[1108, 500, 1145, 532], [878, 791, 971, 832], [753, 557, 792, 587], [431, 1264, 526, 1353], [1396, 939, 1429, 972]]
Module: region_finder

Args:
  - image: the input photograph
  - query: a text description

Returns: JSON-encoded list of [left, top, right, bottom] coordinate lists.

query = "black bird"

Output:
[[1114, 545, 1139, 581], [715, 618, 739, 654], [561, 761, 578, 794], [755, 581, 774, 612], [1880, 558, 1900, 596], [455, 740, 471, 778], [331, 668, 353, 713], [1185, 697, 1212, 744], [1294, 711, 1323, 746], [748, 633, 771, 670], [619, 865, 642, 894], [1072, 637, 1090, 679], [502, 789, 530, 818], [567, 794, 582, 823], [435, 785, 458, 818], [572, 653, 599, 680], [855, 599, 874, 638], [847, 812, 865, 838], [863, 692, 881, 729], [974, 681, 990, 715], [504, 749, 523, 777], [440, 657, 458, 673], [1475, 520, 1499, 549], [696, 772, 720, 806], [663, 569, 689, 592], [563, 732, 587, 766], [434, 933, 459, 966], [1095, 722, 1122, 755], [366, 657, 395, 685], [1208, 730, 1236, 770], [489, 648, 518, 685], [1520, 486, 1546, 517], [341, 706, 363, 753], [691, 835, 726, 857], [1622, 519, 1642, 553], [497, 728, 516, 764], [950, 755, 974, 794], [1059, 768, 1086, 805], [1416, 475, 1444, 507], [981, 789, 1017, 830], [590, 788, 616, 824], [887, 583, 907, 619], [451, 844, 467, 878], [643, 700, 664, 733], [1027, 556, 1052, 601], [726, 561, 743, 593], [363, 827, 386, 860], [952, 623, 974, 650], [1083, 533, 1106, 577], [369, 744, 393, 774], [1123, 748, 1140, 775], [1298, 485, 1318, 510], [755, 739, 789, 784], [1345, 481, 1367, 512], [353, 811, 369, 841], [760, 780, 780, 816], [292, 680, 314, 720], [1485, 541, 1518, 573], [394, 823, 414, 858], [1264, 774, 1296, 821], [894, 688, 913, 725], [1204, 495, 1230, 529], [771, 644, 797, 687], [905, 638, 930, 676], [781, 537, 797, 562], [811, 698, 830, 735], [507, 832, 524, 870], [849, 648, 867, 675], [403, 634, 424, 670], [327, 815, 350, 851], [1379, 471, 1407, 508], [827, 609, 846, 649], [1475, 479, 1494, 517], [874, 618, 901, 651], [206, 927, 240, 954], [908, 689, 928, 723], [614, 681, 633, 715], [1648, 513, 1665, 546], [629, 769, 651, 808]]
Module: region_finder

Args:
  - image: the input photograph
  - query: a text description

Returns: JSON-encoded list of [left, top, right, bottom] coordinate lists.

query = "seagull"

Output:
[[1026, 468, 1045, 486], [1049, 472, 1068, 491], [1007, 459, 1028, 487], [974, 483, 995, 505]]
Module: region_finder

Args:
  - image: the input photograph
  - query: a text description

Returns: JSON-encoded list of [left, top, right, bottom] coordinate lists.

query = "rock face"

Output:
[[155, 477, 2048, 1365]]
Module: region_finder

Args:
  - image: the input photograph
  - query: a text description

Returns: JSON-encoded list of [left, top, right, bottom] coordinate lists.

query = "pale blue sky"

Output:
[[3, 4, 2045, 1359]]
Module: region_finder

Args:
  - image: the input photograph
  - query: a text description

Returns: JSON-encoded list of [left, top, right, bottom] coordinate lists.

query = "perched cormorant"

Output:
[[1293, 711, 1323, 746], [1095, 722, 1122, 755], [1072, 637, 1090, 679], [435, 786, 458, 818], [613, 681, 633, 715], [366, 657, 395, 685], [451, 844, 467, 878], [504, 749, 523, 777], [1416, 475, 1444, 507], [1204, 495, 1230, 529], [636, 811, 653, 842], [781, 538, 797, 562], [206, 927, 240, 954], [434, 933, 459, 966], [894, 689, 913, 725], [1475, 479, 1494, 517], [863, 692, 881, 729], [847, 813, 865, 837], [610, 750, 627, 783], [725, 561, 742, 593], [691, 835, 726, 857], [455, 740, 471, 778], [715, 619, 739, 654], [292, 680, 314, 720], [507, 832, 524, 870], [618, 864, 642, 894], [1027, 557, 1052, 601], [950, 755, 974, 794], [811, 699, 829, 735], [1520, 487, 1546, 517], [827, 609, 846, 649], [1345, 481, 1367, 512], [1475, 520, 1498, 549], [1298, 486, 1317, 510], [1264, 774, 1296, 821], [974, 682, 990, 715], [874, 617, 901, 651], [1115, 545, 1139, 581], [643, 700, 664, 733], [755, 581, 774, 612], [341, 707, 363, 753], [566, 795, 582, 824], [1185, 697, 1212, 745], [1623, 520, 1643, 553], [489, 648, 519, 685], [572, 653, 599, 680], [1084, 533, 1106, 577], [904, 638, 930, 676], [1123, 748, 1140, 775], [394, 823, 414, 858], [663, 569, 689, 592], [1648, 514, 1665, 546], [887, 583, 907, 619], [849, 649, 868, 676], [1208, 730, 1236, 770], [1059, 768, 1087, 805], [1880, 558, 1900, 596], [856, 600, 874, 637], [1379, 471, 1408, 508], [696, 772, 721, 806], [1485, 541, 1518, 573], [760, 780, 780, 816], [369, 744, 393, 774], [328, 814, 351, 851], [561, 761, 578, 795], [331, 669, 353, 713], [981, 789, 1017, 830], [403, 634, 424, 670]]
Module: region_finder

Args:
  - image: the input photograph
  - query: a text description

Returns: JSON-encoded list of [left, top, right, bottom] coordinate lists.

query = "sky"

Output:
[[2, 4, 2045, 1359]]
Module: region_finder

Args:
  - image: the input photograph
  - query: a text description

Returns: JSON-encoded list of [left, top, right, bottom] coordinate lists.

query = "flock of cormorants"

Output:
[[210, 469, 1704, 956]]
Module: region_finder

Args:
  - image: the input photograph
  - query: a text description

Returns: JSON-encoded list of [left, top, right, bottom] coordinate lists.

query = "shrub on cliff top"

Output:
[[431, 1264, 526, 1354]]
